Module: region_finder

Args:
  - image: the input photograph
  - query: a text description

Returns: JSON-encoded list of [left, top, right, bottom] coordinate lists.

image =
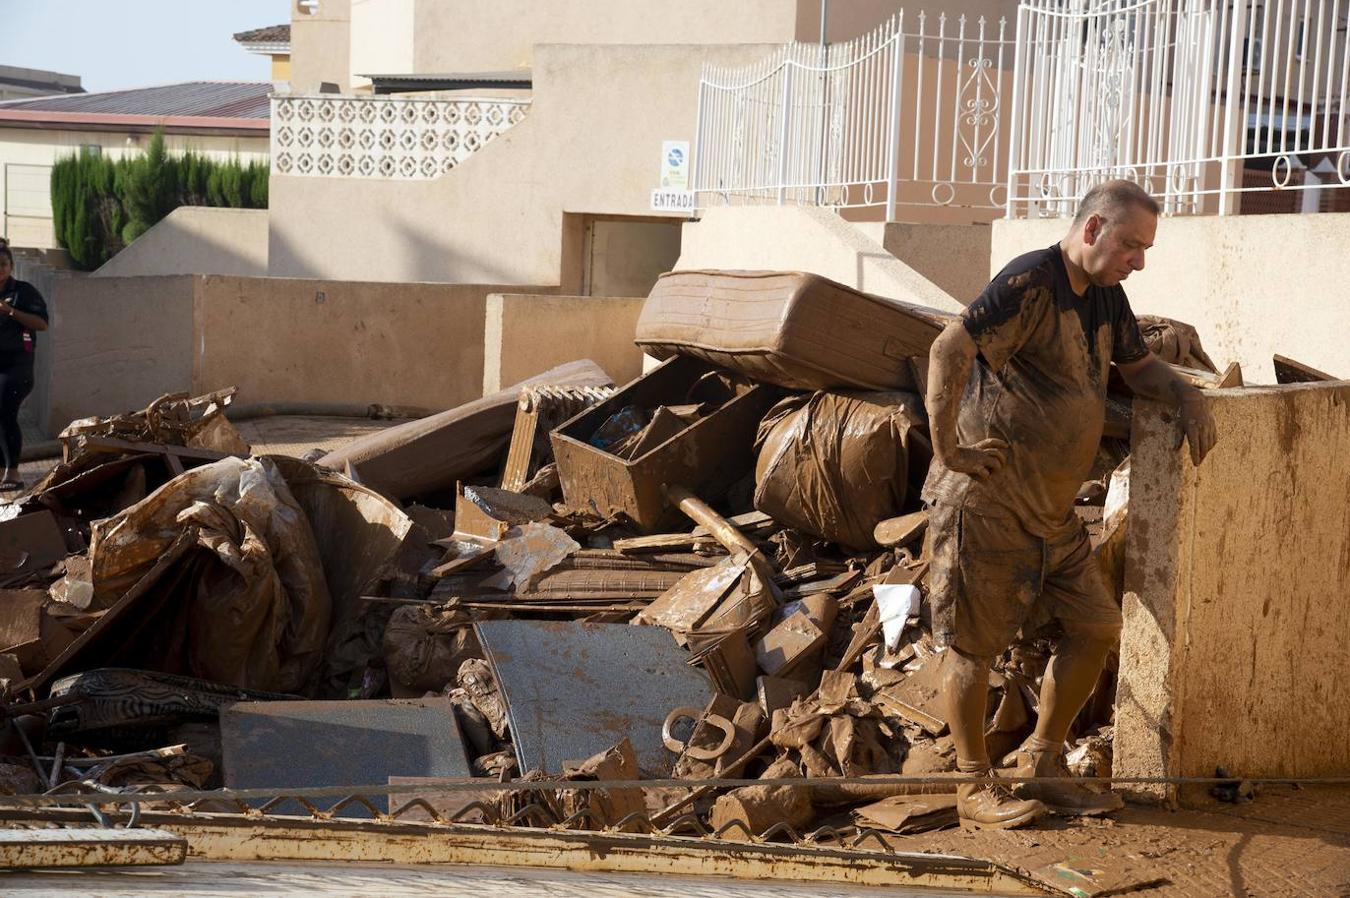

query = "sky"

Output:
[[2, 0, 290, 93]]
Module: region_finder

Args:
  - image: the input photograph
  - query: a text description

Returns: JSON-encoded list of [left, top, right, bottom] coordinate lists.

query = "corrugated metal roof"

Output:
[[233, 24, 290, 44], [0, 82, 271, 120]]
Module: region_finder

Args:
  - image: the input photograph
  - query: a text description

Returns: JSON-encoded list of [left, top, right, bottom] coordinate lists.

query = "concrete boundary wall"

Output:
[[46, 276, 196, 433], [1118, 383, 1350, 801], [676, 206, 965, 313], [191, 277, 548, 411], [29, 275, 562, 437], [93, 208, 269, 279], [990, 212, 1350, 383], [483, 293, 645, 394]]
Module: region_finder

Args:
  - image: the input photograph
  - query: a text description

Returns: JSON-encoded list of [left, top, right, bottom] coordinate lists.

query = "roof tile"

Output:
[[233, 24, 291, 44]]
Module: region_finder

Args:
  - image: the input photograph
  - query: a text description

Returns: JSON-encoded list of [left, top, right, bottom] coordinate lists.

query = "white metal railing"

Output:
[[693, 12, 1014, 217], [1006, 0, 1350, 217], [271, 95, 528, 180]]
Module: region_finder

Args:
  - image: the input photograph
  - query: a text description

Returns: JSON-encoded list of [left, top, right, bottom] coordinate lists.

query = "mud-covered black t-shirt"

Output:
[[0, 277, 48, 360], [922, 244, 1149, 536]]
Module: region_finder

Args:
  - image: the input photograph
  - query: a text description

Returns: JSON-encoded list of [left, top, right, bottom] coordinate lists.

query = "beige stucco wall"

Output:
[[44, 275, 196, 432], [27, 273, 559, 437], [483, 293, 645, 394], [676, 205, 964, 313], [192, 277, 551, 410], [338, 0, 1020, 87], [411, 1, 797, 76], [348, 0, 802, 86], [269, 42, 776, 285], [797, 0, 1019, 42], [0, 129, 268, 250], [349, 0, 416, 91], [991, 212, 1350, 382], [92, 207, 269, 278], [855, 220, 991, 305], [1118, 384, 1350, 801], [290, 0, 353, 93]]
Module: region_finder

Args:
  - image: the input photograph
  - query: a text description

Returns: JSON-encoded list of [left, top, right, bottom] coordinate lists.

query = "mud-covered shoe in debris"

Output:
[[1002, 742, 1124, 817], [957, 781, 1048, 830]]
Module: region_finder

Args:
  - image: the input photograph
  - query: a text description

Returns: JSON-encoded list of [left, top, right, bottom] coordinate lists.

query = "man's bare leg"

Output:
[[945, 647, 1047, 829]]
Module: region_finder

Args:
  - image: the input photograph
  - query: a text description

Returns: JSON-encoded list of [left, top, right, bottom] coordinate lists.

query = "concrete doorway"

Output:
[[575, 215, 682, 297]]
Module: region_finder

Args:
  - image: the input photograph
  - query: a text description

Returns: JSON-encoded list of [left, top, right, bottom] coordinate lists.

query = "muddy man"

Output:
[[922, 180, 1218, 829]]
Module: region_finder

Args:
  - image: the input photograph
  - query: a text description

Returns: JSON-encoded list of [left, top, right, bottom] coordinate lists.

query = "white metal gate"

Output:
[[1006, 0, 1350, 217], [692, 12, 1013, 218]]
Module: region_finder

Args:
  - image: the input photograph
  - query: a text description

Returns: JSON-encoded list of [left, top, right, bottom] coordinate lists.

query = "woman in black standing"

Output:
[[0, 239, 48, 491]]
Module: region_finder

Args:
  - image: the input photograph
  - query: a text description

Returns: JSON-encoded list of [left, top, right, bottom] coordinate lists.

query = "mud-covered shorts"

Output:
[[925, 503, 1123, 659]]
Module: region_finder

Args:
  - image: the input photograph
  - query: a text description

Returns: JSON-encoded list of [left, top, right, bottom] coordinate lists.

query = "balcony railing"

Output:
[[271, 94, 529, 180]]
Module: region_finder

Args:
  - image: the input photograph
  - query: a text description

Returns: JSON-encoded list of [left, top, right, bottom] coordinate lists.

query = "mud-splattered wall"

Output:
[[1117, 383, 1350, 803]]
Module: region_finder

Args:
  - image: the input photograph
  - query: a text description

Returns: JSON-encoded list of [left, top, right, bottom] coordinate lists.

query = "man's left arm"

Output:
[[1116, 352, 1218, 466]]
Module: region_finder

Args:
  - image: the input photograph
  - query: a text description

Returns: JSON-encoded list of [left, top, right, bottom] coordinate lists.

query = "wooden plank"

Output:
[[874, 510, 929, 549], [1216, 361, 1244, 388], [0, 827, 186, 869], [1274, 353, 1339, 384], [79, 436, 236, 462], [611, 511, 775, 554]]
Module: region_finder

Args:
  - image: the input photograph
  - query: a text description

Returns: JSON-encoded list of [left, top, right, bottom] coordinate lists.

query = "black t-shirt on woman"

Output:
[[0, 277, 48, 361]]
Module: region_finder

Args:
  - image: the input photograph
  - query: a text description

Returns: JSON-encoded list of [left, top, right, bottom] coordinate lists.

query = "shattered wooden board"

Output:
[[475, 620, 713, 777], [635, 555, 748, 633]]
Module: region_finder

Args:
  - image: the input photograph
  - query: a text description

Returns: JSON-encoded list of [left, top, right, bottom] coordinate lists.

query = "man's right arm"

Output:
[[926, 320, 1008, 482]]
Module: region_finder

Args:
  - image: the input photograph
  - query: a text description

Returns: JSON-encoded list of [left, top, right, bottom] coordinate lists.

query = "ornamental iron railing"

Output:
[[693, 11, 1014, 217], [1006, 0, 1350, 217]]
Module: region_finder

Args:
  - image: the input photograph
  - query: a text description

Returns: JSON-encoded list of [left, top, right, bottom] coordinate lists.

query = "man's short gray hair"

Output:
[[1072, 179, 1161, 226]]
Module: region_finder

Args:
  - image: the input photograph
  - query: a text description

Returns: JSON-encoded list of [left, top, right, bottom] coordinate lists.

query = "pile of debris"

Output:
[[0, 271, 1226, 838]]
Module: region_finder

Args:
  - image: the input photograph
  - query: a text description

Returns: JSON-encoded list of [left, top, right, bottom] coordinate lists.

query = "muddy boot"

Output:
[[1002, 737, 1124, 817], [956, 762, 1047, 830]]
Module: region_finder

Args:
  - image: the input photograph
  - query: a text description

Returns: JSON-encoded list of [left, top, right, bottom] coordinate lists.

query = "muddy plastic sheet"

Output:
[[87, 457, 331, 694], [475, 620, 713, 777], [266, 457, 416, 694], [754, 391, 926, 552], [1138, 315, 1217, 373]]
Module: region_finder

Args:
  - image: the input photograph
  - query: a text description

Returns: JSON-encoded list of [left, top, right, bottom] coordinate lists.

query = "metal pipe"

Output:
[[776, 64, 793, 204]]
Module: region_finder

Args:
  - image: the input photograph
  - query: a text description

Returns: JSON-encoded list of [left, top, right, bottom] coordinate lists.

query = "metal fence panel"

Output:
[[693, 11, 1013, 218], [1006, 0, 1350, 217]]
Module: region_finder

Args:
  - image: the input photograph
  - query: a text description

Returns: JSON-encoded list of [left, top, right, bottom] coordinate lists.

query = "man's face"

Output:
[[1082, 205, 1157, 287]]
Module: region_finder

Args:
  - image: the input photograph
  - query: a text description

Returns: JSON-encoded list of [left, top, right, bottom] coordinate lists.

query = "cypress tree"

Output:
[[51, 128, 269, 270]]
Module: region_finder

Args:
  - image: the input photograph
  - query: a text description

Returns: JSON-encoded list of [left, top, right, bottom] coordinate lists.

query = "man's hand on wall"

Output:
[[1178, 394, 1217, 466]]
